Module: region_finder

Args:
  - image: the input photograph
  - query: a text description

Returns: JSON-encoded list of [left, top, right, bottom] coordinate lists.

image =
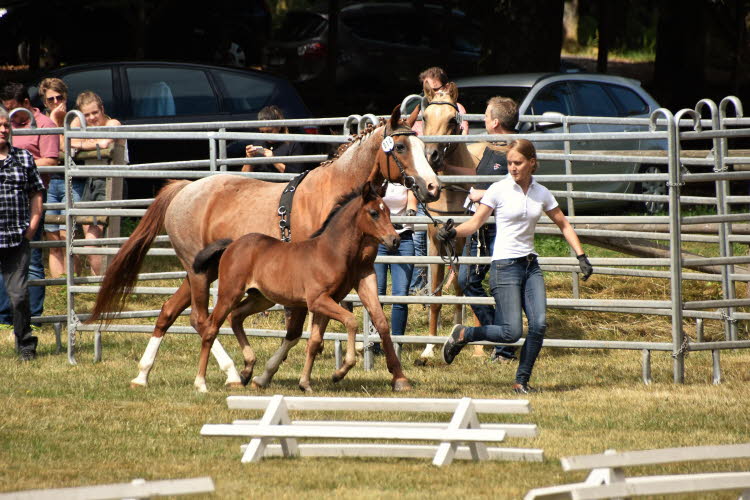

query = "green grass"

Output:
[[2, 233, 749, 498]]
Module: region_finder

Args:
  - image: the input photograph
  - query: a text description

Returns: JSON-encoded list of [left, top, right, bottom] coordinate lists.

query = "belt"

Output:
[[507, 254, 536, 262]]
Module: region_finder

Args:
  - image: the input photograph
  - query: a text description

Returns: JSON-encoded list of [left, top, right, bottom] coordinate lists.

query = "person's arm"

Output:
[[406, 190, 417, 213], [468, 188, 486, 203], [262, 147, 286, 173], [546, 206, 584, 255], [73, 118, 120, 151], [25, 190, 43, 240], [452, 203, 493, 238]]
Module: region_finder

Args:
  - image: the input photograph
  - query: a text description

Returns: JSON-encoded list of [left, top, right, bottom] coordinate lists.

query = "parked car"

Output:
[[264, 3, 480, 88], [455, 73, 667, 214], [28, 61, 315, 198]]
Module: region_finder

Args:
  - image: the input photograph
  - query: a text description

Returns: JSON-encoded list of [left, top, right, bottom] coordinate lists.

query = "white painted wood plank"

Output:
[[433, 398, 487, 466], [0, 477, 215, 500], [231, 420, 538, 437], [226, 395, 530, 414], [570, 471, 750, 499], [562, 443, 750, 471], [202, 424, 506, 442], [252, 443, 544, 462], [242, 394, 295, 463]]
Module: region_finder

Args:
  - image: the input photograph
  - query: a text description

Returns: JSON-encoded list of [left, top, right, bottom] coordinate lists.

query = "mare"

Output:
[[88, 107, 440, 392], [407, 82, 487, 363], [191, 183, 398, 393]]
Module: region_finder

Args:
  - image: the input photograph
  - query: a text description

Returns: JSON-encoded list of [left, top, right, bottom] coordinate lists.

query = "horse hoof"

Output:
[[129, 381, 147, 389], [226, 382, 244, 389], [250, 377, 266, 390], [298, 383, 313, 393], [392, 379, 413, 392], [414, 357, 428, 367], [240, 373, 252, 387], [331, 373, 342, 384]]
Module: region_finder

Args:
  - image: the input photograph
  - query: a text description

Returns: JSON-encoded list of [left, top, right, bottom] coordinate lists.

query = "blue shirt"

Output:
[[0, 146, 45, 248]]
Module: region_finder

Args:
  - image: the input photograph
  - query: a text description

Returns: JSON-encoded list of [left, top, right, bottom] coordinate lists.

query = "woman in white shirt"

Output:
[[437, 139, 593, 394], [374, 183, 418, 348]]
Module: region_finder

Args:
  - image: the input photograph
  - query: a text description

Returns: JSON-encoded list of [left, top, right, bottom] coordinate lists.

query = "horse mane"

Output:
[[309, 188, 363, 238], [317, 117, 413, 169]]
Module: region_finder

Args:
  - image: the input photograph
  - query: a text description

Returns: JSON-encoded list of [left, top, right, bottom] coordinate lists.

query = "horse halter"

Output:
[[421, 99, 463, 159], [381, 126, 418, 190]]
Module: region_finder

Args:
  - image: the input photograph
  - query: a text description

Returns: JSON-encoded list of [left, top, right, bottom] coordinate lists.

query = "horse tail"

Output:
[[193, 239, 233, 274], [87, 180, 191, 324]]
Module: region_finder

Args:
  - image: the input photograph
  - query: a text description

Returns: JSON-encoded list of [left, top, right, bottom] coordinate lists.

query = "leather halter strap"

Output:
[[277, 169, 312, 242], [382, 126, 418, 189]]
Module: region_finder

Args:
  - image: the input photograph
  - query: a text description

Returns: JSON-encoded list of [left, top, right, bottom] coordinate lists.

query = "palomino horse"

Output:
[[88, 107, 440, 392], [407, 82, 486, 363], [191, 184, 397, 392]]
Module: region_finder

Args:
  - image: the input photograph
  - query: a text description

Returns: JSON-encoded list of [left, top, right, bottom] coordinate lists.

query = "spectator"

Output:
[[69, 91, 123, 276], [0, 108, 45, 360], [0, 81, 58, 329], [438, 139, 593, 394], [227, 105, 307, 175], [457, 97, 520, 362], [373, 183, 417, 354], [38, 77, 68, 128], [409, 67, 469, 294]]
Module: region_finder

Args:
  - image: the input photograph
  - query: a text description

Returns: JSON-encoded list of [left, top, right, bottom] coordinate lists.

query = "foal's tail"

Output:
[[88, 180, 191, 323], [193, 239, 234, 274]]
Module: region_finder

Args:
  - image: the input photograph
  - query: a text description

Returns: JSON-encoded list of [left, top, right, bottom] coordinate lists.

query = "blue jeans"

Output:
[[44, 177, 85, 232], [463, 256, 547, 385], [374, 232, 414, 336], [0, 207, 45, 326], [458, 224, 517, 359], [409, 205, 427, 292]]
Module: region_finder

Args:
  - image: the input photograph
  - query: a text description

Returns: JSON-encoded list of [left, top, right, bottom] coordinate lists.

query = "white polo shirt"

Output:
[[480, 174, 558, 259]]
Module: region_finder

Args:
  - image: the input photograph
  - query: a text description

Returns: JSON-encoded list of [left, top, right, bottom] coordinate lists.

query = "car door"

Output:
[[568, 81, 638, 198], [523, 81, 588, 201]]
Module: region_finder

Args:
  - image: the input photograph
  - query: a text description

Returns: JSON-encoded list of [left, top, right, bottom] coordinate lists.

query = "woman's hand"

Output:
[[50, 102, 67, 126], [245, 145, 264, 157], [577, 254, 593, 281]]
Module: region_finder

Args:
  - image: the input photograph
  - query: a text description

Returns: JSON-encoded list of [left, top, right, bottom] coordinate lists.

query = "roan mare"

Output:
[[88, 107, 440, 392], [407, 81, 487, 363], [191, 183, 398, 393]]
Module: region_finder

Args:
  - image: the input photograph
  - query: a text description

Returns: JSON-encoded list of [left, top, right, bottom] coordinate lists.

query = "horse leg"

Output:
[[305, 296, 358, 384], [229, 291, 275, 386], [131, 280, 191, 388], [188, 271, 243, 388], [251, 307, 307, 389], [298, 312, 330, 393], [417, 260, 443, 364], [357, 273, 411, 391]]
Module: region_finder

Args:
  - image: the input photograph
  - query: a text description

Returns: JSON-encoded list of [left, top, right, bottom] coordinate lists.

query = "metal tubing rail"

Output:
[[54, 99, 750, 385]]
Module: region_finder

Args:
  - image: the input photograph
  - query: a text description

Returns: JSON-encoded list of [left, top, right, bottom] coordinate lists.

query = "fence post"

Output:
[[563, 117, 580, 298], [652, 108, 684, 383], [218, 127, 227, 172]]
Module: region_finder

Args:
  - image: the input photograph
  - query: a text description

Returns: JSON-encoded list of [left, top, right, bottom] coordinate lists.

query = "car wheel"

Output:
[[638, 165, 668, 215]]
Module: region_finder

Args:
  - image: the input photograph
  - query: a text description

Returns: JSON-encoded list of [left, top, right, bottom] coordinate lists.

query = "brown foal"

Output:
[[190, 183, 399, 393]]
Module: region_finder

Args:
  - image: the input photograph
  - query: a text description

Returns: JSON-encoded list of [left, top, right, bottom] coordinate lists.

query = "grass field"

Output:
[[1, 235, 749, 499]]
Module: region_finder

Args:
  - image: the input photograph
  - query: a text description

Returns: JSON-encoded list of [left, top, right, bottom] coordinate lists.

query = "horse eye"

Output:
[[395, 143, 406, 153], [369, 209, 379, 218]]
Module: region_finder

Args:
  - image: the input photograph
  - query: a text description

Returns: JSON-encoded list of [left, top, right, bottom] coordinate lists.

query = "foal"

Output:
[[191, 183, 399, 393]]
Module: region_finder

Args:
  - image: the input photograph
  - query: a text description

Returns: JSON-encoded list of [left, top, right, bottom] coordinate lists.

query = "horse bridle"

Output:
[[381, 126, 418, 190], [421, 98, 462, 159]]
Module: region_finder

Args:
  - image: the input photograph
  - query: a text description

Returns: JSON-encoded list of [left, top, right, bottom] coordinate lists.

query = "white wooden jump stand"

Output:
[[525, 443, 750, 499], [201, 395, 543, 466], [0, 476, 214, 500]]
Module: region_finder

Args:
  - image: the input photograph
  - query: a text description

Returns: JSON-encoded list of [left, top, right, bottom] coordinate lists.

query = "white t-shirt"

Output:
[[479, 175, 559, 259], [382, 183, 413, 234]]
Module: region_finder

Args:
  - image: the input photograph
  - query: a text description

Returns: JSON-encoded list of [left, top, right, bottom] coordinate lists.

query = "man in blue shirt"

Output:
[[0, 108, 45, 360]]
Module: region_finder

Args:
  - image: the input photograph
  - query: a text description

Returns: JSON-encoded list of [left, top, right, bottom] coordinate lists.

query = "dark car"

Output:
[[264, 3, 480, 89], [28, 61, 315, 198]]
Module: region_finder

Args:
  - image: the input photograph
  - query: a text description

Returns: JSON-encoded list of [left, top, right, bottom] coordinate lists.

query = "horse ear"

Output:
[[362, 181, 378, 202], [389, 105, 401, 131], [375, 180, 388, 198], [406, 104, 420, 127], [423, 79, 435, 102], [445, 81, 458, 102]]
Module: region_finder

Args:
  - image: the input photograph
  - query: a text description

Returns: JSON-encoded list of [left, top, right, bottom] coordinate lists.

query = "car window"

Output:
[[127, 67, 219, 118], [529, 83, 573, 115], [343, 8, 417, 45], [276, 11, 327, 41], [457, 86, 531, 115], [214, 70, 276, 114], [61, 68, 116, 117], [570, 82, 619, 117], [606, 84, 649, 116]]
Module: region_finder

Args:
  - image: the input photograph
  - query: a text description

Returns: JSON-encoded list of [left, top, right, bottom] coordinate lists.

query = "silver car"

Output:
[[455, 73, 666, 214]]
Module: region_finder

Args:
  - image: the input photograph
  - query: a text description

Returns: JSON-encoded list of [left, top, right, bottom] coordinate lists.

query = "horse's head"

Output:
[[358, 182, 400, 251], [414, 81, 462, 170], [373, 106, 441, 203]]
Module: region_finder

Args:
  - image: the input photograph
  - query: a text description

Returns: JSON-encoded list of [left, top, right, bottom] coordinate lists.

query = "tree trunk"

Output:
[[563, 0, 580, 52]]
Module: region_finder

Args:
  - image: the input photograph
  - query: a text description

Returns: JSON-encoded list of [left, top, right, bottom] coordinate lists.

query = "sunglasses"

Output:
[[46, 95, 65, 104]]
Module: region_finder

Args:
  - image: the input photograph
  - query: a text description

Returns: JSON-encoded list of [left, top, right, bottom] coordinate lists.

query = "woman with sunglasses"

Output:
[[37, 78, 87, 278]]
